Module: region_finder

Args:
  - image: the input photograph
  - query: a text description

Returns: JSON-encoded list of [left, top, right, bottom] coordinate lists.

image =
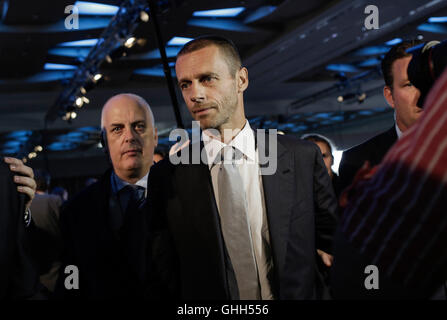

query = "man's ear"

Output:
[[237, 67, 249, 93], [383, 85, 395, 109]]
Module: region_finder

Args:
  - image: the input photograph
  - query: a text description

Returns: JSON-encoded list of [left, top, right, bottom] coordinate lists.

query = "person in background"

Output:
[[148, 36, 337, 300], [337, 40, 423, 194], [153, 147, 167, 163], [1, 157, 39, 299], [51, 186, 68, 204], [302, 134, 338, 194], [55, 93, 158, 299], [28, 169, 62, 293]]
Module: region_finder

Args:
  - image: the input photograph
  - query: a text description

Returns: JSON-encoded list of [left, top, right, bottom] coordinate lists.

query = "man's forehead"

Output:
[[392, 56, 412, 77], [177, 50, 235, 82], [103, 102, 148, 124]]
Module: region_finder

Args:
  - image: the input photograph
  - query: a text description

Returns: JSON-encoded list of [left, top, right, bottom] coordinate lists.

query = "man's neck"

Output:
[[217, 119, 247, 144], [116, 170, 147, 185]]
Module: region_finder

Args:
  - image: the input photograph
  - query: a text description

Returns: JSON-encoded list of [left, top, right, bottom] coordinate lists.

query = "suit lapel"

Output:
[[260, 135, 295, 290], [172, 142, 229, 293]]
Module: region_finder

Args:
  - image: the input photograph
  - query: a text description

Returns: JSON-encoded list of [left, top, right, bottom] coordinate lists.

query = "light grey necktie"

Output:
[[214, 146, 260, 300]]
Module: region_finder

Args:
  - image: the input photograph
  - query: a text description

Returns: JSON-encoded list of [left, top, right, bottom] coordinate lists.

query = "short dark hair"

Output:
[[381, 39, 423, 89], [154, 147, 167, 159], [301, 134, 334, 157], [176, 35, 242, 76], [34, 169, 51, 192]]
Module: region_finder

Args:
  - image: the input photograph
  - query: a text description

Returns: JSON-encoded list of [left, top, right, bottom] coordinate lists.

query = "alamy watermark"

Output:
[[168, 121, 278, 175], [65, 5, 79, 30], [364, 5, 379, 30], [364, 264, 379, 290], [64, 264, 79, 290]]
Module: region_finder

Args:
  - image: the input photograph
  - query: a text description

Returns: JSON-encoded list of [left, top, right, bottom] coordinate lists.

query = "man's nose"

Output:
[[190, 83, 205, 103], [123, 126, 137, 142]]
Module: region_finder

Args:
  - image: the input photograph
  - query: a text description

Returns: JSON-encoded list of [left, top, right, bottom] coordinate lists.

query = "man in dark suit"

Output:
[[331, 65, 447, 300], [28, 169, 62, 293], [148, 36, 338, 300], [1, 157, 39, 299], [54, 93, 158, 299], [338, 40, 423, 193]]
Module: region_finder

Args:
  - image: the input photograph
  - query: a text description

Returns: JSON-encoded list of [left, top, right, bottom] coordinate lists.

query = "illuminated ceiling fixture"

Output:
[[74, 1, 119, 16], [44, 63, 77, 71], [140, 10, 149, 22], [58, 39, 99, 47], [28, 152, 37, 159], [428, 16, 447, 23], [124, 37, 137, 48], [93, 73, 103, 82], [75, 96, 89, 108], [326, 64, 360, 73], [193, 7, 245, 18], [385, 38, 402, 46], [357, 93, 367, 103], [75, 97, 83, 107], [167, 37, 194, 46]]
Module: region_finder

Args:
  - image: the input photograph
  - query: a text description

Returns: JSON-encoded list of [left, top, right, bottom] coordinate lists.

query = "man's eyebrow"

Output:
[[200, 72, 219, 78], [178, 72, 219, 84]]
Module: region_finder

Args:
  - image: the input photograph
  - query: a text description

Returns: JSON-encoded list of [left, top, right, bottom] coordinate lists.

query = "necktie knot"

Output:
[[213, 146, 244, 167], [120, 185, 145, 210]]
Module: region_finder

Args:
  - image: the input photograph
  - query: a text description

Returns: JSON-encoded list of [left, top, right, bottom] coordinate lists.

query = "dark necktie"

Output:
[[124, 184, 146, 212]]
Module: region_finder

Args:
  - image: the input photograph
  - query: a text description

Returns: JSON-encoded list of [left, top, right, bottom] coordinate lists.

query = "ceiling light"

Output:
[[93, 73, 103, 82], [167, 37, 194, 46], [58, 39, 99, 47], [193, 7, 245, 18], [44, 63, 77, 71], [428, 16, 447, 23], [385, 38, 402, 46], [124, 37, 136, 48], [140, 11, 149, 22], [75, 97, 84, 107], [74, 1, 119, 16]]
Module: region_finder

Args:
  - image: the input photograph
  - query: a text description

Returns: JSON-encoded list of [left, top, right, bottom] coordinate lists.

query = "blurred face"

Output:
[[102, 96, 157, 183], [153, 153, 163, 163], [384, 56, 423, 132], [315, 141, 333, 178], [176, 45, 248, 132]]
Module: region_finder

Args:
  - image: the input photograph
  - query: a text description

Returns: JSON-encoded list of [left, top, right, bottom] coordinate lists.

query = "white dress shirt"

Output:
[[202, 121, 274, 300]]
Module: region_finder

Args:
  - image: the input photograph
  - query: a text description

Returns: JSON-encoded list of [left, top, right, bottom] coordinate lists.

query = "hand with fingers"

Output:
[[3, 157, 36, 211]]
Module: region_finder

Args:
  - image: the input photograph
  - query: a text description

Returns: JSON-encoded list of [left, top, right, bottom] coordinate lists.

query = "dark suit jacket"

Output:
[[148, 134, 338, 300], [54, 169, 152, 299], [28, 193, 62, 292], [0, 161, 40, 299], [337, 126, 398, 194]]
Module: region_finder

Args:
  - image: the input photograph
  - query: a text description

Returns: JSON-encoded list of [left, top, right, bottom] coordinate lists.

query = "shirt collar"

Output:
[[202, 120, 256, 169], [111, 171, 148, 195], [395, 122, 403, 139]]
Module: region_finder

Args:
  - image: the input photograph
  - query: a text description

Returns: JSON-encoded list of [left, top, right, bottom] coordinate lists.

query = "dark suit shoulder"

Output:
[[277, 134, 320, 154], [61, 172, 110, 220], [343, 126, 397, 163]]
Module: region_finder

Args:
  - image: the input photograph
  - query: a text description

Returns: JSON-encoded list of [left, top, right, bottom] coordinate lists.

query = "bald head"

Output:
[[101, 93, 155, 133], [100, 93, 158, 183]]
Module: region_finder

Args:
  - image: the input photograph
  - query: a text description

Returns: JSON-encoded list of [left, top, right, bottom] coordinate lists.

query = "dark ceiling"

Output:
[[0, 0, 446, 177]]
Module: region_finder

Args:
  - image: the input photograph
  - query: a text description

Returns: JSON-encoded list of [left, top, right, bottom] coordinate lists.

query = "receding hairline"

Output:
[[176, 37, 242, 75], [100, 93, 155, 130]]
